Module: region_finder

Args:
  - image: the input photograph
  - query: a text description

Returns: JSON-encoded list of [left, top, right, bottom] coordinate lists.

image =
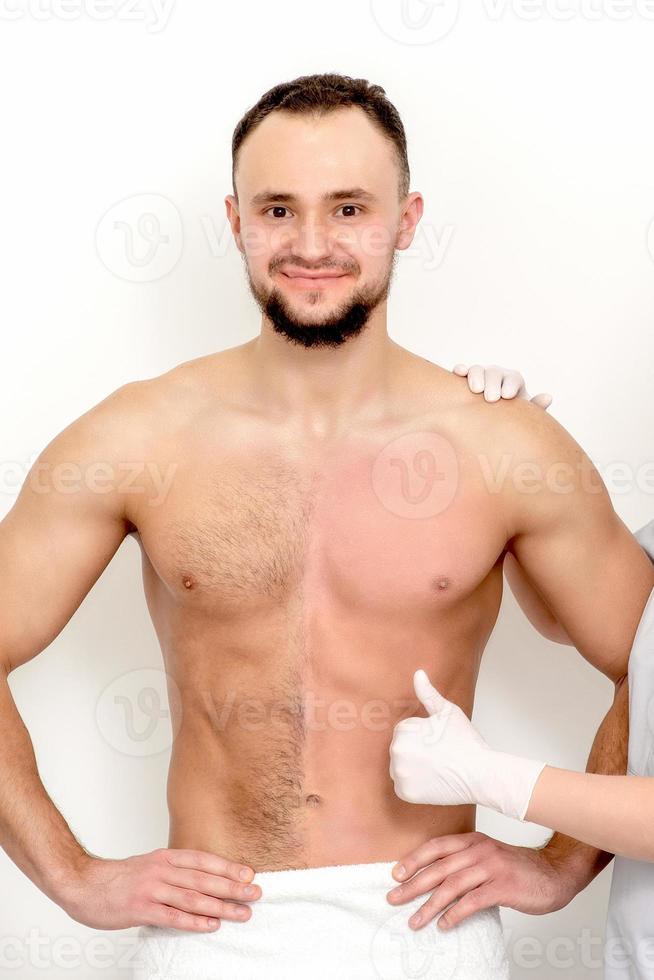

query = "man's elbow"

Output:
[[614, 672, 628, 695]]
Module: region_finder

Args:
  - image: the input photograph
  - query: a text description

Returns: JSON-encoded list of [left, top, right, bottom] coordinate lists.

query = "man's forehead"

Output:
[[235, 107, 398, 198], [246, 104, 379, 143]]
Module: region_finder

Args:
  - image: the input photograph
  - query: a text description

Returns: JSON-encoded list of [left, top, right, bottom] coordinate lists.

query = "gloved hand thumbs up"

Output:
[[413, 668, 449, 717]]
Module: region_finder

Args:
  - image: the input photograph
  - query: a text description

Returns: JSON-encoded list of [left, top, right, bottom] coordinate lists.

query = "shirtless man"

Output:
[[2, 73, 653, 979]]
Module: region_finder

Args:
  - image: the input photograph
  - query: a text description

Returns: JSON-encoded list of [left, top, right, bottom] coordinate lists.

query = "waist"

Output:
[[165, 715, 475, 869], [167, 788, 475, 871]]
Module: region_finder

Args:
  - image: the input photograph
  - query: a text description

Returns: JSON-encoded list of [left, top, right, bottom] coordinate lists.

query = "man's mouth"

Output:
[[279, 270, 350, 288]]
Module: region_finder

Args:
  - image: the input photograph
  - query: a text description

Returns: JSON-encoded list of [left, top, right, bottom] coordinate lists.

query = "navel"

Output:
[[305, 793, 322, 807]]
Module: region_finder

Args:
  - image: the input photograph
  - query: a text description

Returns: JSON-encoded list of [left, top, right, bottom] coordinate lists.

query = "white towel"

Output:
[[132, 859, 510, 979]]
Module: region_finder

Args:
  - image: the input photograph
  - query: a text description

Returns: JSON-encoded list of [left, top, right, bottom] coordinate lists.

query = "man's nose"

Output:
[[289, 214, 334, 262]]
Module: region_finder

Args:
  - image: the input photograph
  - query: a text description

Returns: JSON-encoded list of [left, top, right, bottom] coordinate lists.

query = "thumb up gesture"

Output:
[[389, 670, 546, 821]]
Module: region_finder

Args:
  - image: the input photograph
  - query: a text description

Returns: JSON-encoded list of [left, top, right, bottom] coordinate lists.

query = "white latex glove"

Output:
[[389, 669, 548, 822], [452, 363, 553, 410]]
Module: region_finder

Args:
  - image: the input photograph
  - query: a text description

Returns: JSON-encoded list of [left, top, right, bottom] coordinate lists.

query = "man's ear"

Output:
[[395, 192, 424, 251], [225, 194, 243, 253]]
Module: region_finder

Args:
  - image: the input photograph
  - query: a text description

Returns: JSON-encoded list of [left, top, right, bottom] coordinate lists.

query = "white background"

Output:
[[1, 0, 653, 976]]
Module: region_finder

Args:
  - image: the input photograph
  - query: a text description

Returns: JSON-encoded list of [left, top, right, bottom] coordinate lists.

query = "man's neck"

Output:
[[244, 320, 408, 439]]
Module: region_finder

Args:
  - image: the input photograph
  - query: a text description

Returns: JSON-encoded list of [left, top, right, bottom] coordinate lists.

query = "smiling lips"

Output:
[[280, 269, 349, 287]]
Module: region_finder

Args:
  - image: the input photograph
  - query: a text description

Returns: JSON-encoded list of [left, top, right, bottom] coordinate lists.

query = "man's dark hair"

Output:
[[231, 72, 410, 201]]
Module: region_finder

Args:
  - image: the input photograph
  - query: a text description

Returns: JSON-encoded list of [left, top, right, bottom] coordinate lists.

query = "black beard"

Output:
[[244, 256, 398, 350]]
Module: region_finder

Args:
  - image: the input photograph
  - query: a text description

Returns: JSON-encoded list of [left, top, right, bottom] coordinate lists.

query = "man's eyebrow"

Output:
[[249, 187, 378, 207]]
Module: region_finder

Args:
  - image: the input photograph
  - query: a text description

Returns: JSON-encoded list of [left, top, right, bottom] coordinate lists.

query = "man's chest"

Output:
[[130, 424, 508, 617]]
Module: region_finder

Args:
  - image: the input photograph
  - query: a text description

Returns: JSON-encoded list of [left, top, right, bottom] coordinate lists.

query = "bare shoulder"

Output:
[[29, 352, 232, 505], [401, 352, 548, 427], [403, 354, 614, 537], [471, 393, 616, 540], [468, 387, 580, 457], [137, 345, 246, 412], [38, 377, 155, 463], [395, 350, 486, 417], [85, 346, 242, 435], [405, 349, 585, 462], [472, 392, 597, 484]]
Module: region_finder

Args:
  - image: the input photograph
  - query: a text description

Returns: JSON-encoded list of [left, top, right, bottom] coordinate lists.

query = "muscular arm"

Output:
[[453, 362, 575, 644], [502, 552, 573, 646], [499, 400, 654, 889], [0, 383, 145, 905]]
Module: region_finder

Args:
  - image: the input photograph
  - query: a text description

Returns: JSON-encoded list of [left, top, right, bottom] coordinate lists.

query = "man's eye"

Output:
[[265, 206, 292, 219], [263, 205, 362, 219]]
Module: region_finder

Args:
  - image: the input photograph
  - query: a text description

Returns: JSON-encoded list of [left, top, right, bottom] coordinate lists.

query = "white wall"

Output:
[[1, 1, 653, 976]]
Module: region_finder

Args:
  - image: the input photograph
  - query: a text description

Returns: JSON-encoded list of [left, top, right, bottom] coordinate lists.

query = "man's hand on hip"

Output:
[[60, 848, 262, 932], [386, 831, 577, 931]]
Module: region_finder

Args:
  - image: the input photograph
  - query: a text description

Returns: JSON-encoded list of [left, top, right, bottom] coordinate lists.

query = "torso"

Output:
[[125, 343, 511, 870]]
